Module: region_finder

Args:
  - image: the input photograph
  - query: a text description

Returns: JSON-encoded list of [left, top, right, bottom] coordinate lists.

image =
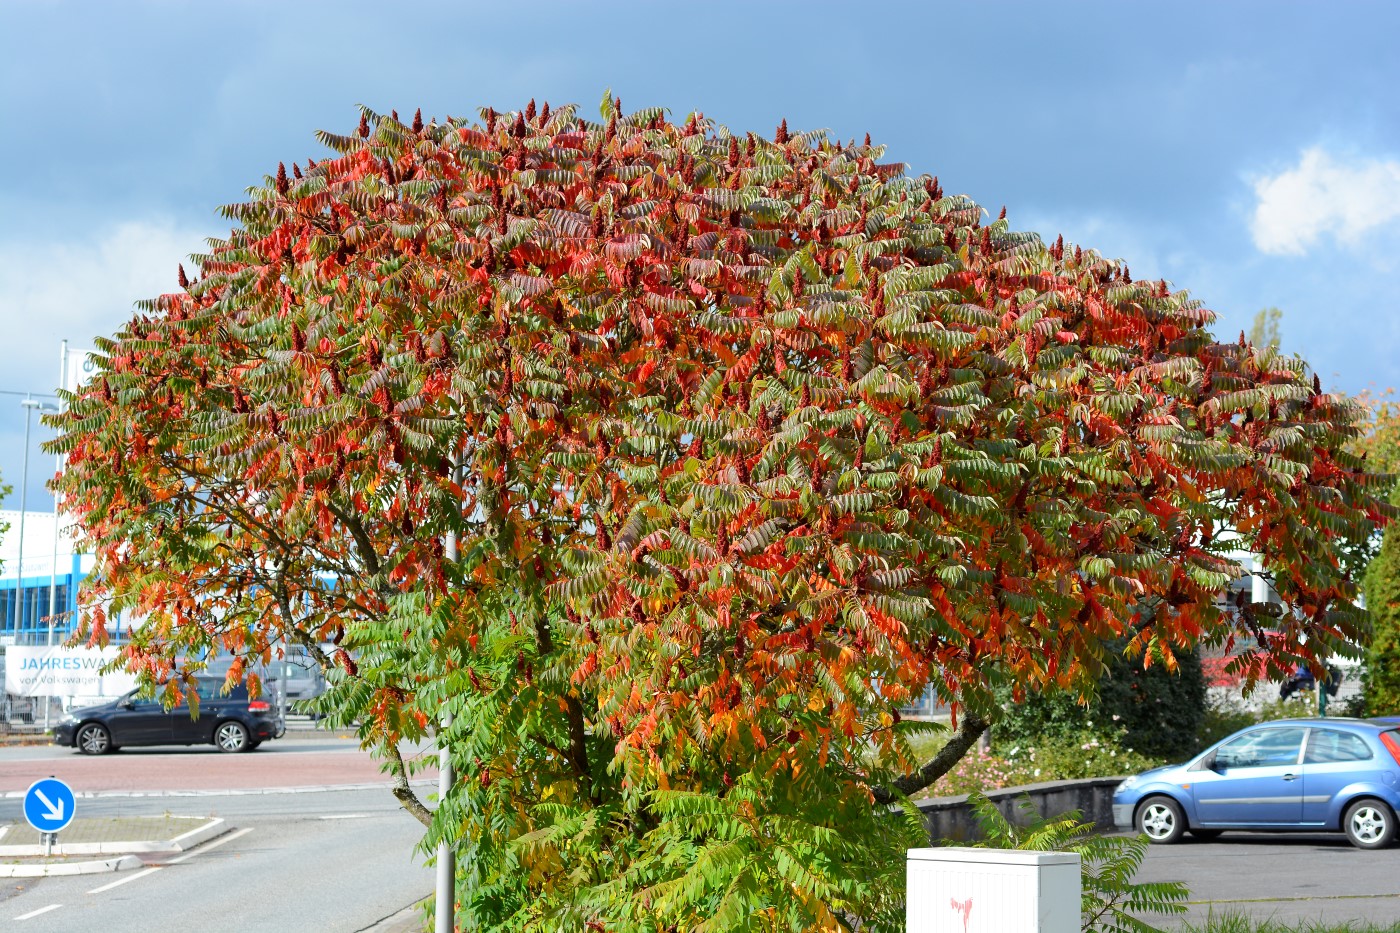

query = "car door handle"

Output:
[[1282, 773, 1298, 782]]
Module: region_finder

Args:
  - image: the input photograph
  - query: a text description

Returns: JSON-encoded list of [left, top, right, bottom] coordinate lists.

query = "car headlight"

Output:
[[1116, 775, 1141, 793]]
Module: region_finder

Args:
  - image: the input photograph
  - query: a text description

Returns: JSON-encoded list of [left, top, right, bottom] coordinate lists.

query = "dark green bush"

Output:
[[1363, 522, 1400, 716], [995, 640, 1206, 760]]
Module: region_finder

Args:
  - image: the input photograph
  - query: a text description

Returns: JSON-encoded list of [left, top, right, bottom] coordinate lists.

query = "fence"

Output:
[[0, 645, 63, 733]]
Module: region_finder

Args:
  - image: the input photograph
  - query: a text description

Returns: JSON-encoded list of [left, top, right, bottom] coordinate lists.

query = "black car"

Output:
[[51, 677, 285, 754]]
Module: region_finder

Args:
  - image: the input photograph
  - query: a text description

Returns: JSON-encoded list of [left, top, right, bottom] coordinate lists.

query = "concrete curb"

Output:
[[356, 896, 431, 933], [0, 853, 143, 878], [0, 816, 230, 858]]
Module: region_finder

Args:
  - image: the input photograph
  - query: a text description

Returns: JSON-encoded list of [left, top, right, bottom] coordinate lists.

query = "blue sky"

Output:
[[2, 0, 1398, 510]]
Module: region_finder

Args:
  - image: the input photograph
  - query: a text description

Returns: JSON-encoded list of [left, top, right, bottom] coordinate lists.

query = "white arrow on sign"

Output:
[[33, 788, 65, 822]]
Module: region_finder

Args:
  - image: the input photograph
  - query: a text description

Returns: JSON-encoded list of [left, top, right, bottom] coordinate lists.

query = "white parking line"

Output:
[[16, 904, 62, 921], [166, 826, 254, 864], [88, 866, 161, 894], [85, 827, 255, 895], [318, 813, 370, 820]]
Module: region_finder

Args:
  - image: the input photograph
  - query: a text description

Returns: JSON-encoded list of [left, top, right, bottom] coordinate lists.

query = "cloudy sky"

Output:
[[2, 0, 1398, 510]]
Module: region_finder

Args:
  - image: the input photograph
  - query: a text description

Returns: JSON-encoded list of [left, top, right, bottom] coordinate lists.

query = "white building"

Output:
[[0, 509, 93, 646]]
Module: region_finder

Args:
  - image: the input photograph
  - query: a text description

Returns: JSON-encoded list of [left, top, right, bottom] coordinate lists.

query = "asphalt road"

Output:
[[0, 789, 432, 932], [7, 742, 1400, 930], [1136, 832, 1400, 928], [0, 739, 438, 932]]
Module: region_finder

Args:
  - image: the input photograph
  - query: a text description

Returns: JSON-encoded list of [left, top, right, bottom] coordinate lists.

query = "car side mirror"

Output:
[[119, 698, 135, 710]]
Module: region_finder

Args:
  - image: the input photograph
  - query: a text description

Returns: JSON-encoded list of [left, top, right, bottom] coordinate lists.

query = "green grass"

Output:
[[1180, 914, 1400, 933]]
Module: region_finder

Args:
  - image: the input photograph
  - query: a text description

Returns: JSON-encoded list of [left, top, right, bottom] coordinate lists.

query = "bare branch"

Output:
[[383, 739, 434, 828], [872, 712, 990, 805]]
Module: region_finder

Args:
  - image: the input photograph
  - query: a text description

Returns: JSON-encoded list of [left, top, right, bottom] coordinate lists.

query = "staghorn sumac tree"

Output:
[[51, 96, 1392, 931]]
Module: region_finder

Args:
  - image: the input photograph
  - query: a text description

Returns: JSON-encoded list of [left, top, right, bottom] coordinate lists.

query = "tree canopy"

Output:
[[1363, 523, 1400, 715], [50, 97, 1392, 931], [1248, 306, 1282, 350], [1352, 388, 1400, 483]]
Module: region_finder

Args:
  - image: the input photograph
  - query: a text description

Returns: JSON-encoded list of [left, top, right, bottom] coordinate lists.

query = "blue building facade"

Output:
[[0, 510, 86, 646]]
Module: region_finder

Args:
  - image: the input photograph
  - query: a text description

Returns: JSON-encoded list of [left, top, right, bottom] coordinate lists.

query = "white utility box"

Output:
[[906, 847, 1081, 933]]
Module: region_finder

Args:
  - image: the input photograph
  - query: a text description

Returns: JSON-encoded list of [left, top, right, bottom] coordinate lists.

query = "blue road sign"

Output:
[[23, 778, 76, 834]]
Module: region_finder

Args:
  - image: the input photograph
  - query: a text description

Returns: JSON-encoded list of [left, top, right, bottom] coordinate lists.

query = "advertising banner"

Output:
[[4, 645, 137, 698], [63, 347, 101, 396]]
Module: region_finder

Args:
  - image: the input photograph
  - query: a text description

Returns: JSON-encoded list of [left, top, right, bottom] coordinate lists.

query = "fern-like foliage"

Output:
[[45, 95, 1392, 930], [967, 792, 1189, 933]]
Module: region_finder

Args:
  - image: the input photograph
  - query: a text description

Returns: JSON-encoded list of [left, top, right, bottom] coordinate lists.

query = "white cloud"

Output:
[[0, 218, 207, 507], [0, 218, 207, 395], [1249, 147, 1400, 256]]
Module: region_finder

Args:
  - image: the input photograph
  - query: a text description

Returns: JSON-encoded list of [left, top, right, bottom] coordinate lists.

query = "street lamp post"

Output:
[[15, 398, 35, 643], [19, 398, 60, 728], [437, 476, 458, 933]]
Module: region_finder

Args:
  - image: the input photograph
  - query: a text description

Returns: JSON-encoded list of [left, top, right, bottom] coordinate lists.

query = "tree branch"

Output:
[[533, 613, 596, 803], [384, 738, 434, 828], [327, 500, 383, 578], [872, 712, 990, 805]]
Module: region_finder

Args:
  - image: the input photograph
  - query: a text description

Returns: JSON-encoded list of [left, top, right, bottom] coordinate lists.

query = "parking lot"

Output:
[[1136, 832, 1400, 927]]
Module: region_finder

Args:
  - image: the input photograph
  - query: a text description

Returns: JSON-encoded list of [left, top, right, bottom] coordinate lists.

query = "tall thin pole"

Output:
[[436, 459, 457, 933], [15, 398, 33, 643], [45, 342, 66, 731]]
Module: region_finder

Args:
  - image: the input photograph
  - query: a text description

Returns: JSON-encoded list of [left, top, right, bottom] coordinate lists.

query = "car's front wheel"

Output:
[[214, 721, 251, 753], [1136, 796, 1187, 844], [1343, 799, 1396, 849], [76, 723, 112, 755]]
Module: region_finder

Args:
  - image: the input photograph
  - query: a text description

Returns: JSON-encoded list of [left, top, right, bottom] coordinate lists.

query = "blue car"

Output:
[[1113, 718, 1400, 849]]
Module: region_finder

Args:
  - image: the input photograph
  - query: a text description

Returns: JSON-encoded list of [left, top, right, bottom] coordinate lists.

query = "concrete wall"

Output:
[[917, 777, 1124, 843]]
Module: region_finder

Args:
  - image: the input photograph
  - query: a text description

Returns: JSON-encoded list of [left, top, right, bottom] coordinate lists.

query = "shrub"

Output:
[[1003, 728, 1163, 780], [996, 640, 1206, 760], [1097, 645, 1206, 759], [1363, 522, 1400, 715], [919, 728, 1161, 799], [927, 745, 1038, 796]]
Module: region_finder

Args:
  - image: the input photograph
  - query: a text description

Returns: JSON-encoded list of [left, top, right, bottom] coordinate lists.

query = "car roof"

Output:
[[1245, 717, 1391, 732]]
